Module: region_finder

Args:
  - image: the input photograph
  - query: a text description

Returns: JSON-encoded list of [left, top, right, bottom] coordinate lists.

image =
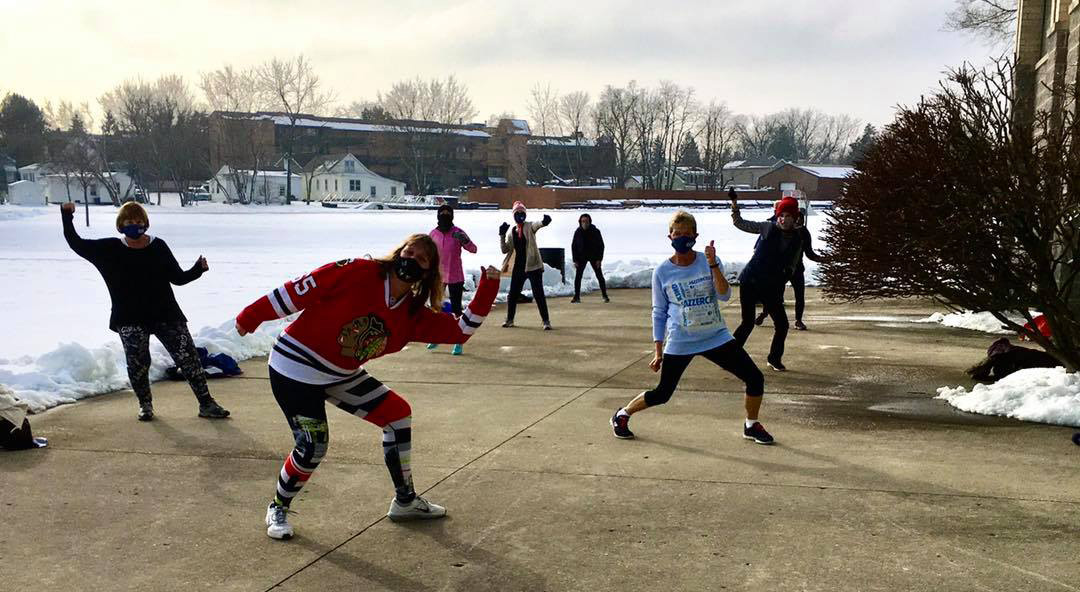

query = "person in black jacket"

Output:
[[754, 208, 824, 331], [570, 213, 609, 303], [61, 201, 230, 421], [729, 190, 805, 371]]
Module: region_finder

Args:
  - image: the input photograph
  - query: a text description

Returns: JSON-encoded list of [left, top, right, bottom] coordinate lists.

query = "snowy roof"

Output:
[[508, 119, 531, 135], [527, 137, 598, 147], [231, 113, 491, 138], [792, 164, 854, 179], [488, 177, 508, 184]]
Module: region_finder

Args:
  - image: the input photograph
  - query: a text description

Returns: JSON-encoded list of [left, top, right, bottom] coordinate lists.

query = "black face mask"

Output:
[[514, 212, 526, 223], [437, 214, 453, 230], [394, 257, 425, 283]]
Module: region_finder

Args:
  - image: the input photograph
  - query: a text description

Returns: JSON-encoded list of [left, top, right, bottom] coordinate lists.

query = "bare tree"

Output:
[[200, 65, 263, 112], [944, 0, 1017, 43], [377, 75, 479, 193], [527, 83, 562, 137], [653, 81, 699, 190], [698, 101, 739, 190], [596, 83, 641, 187], [256, 54, 334, 202]]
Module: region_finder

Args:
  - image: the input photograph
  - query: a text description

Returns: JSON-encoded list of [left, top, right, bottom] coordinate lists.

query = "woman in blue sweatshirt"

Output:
[[609, 211, 772, 444]]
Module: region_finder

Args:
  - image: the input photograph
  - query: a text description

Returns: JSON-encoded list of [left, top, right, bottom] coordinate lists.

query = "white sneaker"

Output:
[[265, 503, 294, 540], [387, 495, 447, 522]]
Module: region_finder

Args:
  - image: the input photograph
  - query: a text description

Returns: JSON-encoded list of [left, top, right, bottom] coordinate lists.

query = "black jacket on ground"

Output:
[[571, 225, 605, 263], [62, 208, 203, 331]]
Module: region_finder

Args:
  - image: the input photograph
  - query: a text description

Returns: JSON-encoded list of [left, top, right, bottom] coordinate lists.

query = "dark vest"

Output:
[[738, 224, 805, 287]]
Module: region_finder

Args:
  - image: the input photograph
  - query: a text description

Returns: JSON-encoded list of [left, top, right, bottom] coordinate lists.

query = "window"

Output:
[[391, 186, 397, 197], [344, 160, 354, 172], [279, 185, 285, 197], [334, 179, 338, 191], [370, 186, 377, 197], [89, 184, 98, 196], [349, 179, 362, 191]]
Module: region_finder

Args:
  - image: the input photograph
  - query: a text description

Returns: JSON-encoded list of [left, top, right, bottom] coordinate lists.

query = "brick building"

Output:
[[208, 112, 612, 194], [756, 162, 853, 200], [1014, 0, 1080, 128]]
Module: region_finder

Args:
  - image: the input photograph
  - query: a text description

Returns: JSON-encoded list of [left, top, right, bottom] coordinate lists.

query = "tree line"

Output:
[[0, 54, 874, 203]]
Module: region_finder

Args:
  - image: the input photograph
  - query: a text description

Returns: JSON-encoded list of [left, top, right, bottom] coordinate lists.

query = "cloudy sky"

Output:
[[2, 0, 1001, 128]]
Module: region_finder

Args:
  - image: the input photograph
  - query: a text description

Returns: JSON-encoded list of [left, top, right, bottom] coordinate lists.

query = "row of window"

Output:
[[317, 178, 397, 196]]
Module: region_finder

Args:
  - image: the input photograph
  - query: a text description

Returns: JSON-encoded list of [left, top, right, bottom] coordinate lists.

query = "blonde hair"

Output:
[[374, 233, 444, 315], [668, 210, 697, 234], [115, 202, 149, 231]]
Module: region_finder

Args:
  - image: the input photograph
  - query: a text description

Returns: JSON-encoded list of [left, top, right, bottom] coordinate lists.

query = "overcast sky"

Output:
[[2, 0, 1001, 129]]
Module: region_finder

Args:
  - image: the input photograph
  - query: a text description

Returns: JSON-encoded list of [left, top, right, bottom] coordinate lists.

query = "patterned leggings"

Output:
[[118, 322, 210, 405], [268, 367, 415, 507]]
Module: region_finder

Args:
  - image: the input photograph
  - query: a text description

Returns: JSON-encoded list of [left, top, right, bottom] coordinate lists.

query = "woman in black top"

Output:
[[754, 208, 824, 331], [61, 201, 230, 421], [570, 213, 608, 303]]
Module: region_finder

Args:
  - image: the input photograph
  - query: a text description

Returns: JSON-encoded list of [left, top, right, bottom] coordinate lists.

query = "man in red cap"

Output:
[[729, 189, 805, 371]]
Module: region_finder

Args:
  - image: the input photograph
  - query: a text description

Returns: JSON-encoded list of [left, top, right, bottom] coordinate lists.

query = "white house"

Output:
[[7, 180, 46, 206], [43, 171, 136, 204], [210, 166, 300, 204], [302, 153, 406, 202]]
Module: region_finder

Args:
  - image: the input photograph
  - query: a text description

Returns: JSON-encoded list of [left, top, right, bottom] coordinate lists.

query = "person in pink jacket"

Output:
[[427, 204, 478, 355]]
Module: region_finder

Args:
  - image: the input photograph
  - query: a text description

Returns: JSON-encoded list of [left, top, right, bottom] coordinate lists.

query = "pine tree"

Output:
[[847, 124, 878, 165], [678, 131, 702, 167]]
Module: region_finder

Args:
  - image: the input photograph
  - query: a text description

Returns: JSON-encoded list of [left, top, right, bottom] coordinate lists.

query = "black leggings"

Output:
[[643, 340, 764, 407], [733, 282, 788, 364], [506, 268, 550, 323], [446, 282, 465, 315], [118, 322, 210, 405], [758, 270, 806, 322], [574, 260, 607, 298]]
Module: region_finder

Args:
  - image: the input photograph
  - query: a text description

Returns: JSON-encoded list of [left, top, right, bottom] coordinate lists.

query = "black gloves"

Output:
[[452, 229, 470, 245], [728, 187, 737, 201], [499, 222, 510, 235], [541, 214, 552, 226]]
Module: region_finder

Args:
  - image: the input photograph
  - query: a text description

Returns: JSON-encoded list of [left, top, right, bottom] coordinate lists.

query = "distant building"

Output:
[[17, 163, 136, 204], [7, 180, 45, 206], [210, 166, 300, 204], [208, 111, 613, 193], [722, 157, 782, 188], [1014, 1, 1078, 129], [757, 162, 854, 200], [302, 153, 406, 202]]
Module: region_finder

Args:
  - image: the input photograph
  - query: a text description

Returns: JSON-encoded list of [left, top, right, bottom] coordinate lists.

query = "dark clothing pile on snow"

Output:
[[166, 347, 243, 380], [966, 337, 1061, 382], [62, 208, 203, 331]]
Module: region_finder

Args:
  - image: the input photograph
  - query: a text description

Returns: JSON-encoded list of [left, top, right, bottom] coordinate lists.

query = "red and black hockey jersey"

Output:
[[236, 258, 499, 384]]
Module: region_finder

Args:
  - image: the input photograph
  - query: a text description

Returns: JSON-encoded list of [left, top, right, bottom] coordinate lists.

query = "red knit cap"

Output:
[[775, 197, 799, 217], [512, 200, 526, 213]]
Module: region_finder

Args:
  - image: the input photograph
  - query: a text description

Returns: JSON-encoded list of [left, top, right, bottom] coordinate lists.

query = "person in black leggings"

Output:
[[61, 201, 230, 421], [571, 213, 609, 303], [499, 200, 553, 329]]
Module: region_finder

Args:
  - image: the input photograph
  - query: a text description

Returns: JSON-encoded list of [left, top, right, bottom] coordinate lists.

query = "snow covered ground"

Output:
[[937, 367, 1080, 427], [0, 198, 823, 411]]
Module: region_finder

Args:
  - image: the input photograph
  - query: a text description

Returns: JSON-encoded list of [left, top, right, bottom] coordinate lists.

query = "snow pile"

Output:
[[0, 318, 288, 413], [0, 204, 49, 221], [916, 311, 1012, 334], [936, 367, 1080, 427]]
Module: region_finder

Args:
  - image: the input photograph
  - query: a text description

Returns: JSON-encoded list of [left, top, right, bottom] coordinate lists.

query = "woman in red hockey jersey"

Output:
[[235, 233, 501, 540]]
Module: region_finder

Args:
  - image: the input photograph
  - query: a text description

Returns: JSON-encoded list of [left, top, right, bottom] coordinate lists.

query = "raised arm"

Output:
[[453, 227, 478, 253], [60, 204, 105, 261], [499, 223, 513, 254], [730, 205, 770, 235]]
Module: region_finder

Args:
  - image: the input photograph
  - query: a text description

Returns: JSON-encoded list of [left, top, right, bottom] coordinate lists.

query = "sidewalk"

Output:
[[3, 288, 1078, 591]]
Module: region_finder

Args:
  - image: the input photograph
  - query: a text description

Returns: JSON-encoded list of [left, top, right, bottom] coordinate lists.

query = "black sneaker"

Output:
[[794, 320, 807, 331], [602, 296, 610, 303], [755, 312, 767, 326], [743, 422, 774, 445], [766, 359, 786, 372], [570, 297, 581, 303], [610, 410, 634, 439], [198, 399, 231, 419], [502, 320, 514, 328], [137, 401, 154, 422]]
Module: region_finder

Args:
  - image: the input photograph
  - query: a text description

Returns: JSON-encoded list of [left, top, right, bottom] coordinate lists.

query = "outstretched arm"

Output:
[[235, 259, 354, 335], [60, 203, 105, 261], [802, 229, 826, 263], [411, 267, 502, 344]]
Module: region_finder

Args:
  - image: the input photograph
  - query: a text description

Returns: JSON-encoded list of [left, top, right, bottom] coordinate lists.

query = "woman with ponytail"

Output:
[[236, 233, 501, 540]]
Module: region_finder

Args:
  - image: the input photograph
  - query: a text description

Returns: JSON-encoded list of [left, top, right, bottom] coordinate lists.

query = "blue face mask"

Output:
[[120, 224, 146, 239], [514, 212, 526, 223], [671, 236, 695, 254]]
